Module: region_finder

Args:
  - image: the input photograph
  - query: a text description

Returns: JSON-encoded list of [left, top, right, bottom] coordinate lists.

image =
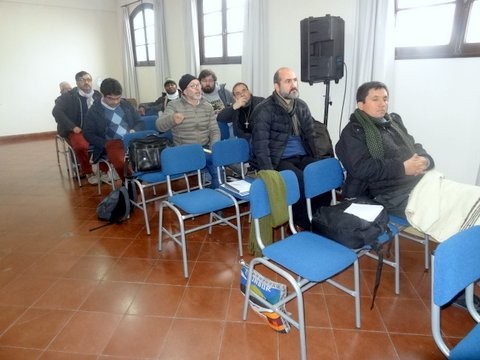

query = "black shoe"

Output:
[[451, 290, 480, 312]]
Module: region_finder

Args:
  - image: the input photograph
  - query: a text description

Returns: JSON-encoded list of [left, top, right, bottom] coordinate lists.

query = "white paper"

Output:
[[222, 179, 251, 195], [344, 203, 384, 222]]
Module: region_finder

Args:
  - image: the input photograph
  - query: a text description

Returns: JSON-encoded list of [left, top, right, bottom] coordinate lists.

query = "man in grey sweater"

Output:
[[156, 74, 221, 187]]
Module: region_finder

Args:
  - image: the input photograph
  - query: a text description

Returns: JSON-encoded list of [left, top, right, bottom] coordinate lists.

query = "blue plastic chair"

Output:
[[123, 130, 172, 235], [212, 138, 252, 217], [304, 158, 401, 295], [158, 143, 243, 278], [242, 170, 360, 360], [431, 226, 480, 359]]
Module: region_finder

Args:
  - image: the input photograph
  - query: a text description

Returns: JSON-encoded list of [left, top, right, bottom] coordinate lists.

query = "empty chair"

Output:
[[55, 134, 82, 186], [158, 143, 243, 277], [212, 137, 252, 217], [243, 169, 360, 360], [304, 157, 401, 295], [431, 225, 480, 359]]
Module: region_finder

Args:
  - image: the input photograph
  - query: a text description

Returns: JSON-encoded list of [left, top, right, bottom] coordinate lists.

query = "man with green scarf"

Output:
[[335, 81, 435, 217], [250, 67, 333, 228]]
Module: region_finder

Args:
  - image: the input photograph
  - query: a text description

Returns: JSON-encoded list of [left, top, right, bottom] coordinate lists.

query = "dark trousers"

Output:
[[276, 156, 332, 228]]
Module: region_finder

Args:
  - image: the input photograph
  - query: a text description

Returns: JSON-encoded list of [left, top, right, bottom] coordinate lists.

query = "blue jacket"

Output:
[[83, 98, 143, 161]]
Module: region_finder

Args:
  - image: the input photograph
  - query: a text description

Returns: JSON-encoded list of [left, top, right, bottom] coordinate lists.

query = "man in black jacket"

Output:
[[52, 71, 102, 183], [335, 81, 435, 216], [217, 82, 264, 142], [250, 67, 333, 227]]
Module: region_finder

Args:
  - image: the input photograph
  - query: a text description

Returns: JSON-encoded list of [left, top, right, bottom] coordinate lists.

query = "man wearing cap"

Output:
[[138, 78, 182, 116], [156, 74, 221, 187]]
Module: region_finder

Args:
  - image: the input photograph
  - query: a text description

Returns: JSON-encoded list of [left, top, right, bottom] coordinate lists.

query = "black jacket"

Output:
[[217, 95, 265, 140], [335, 112, 434, 199], [250, 94, 333, 170], [52, 87, 102, 137], [83, 98, 143, 161]]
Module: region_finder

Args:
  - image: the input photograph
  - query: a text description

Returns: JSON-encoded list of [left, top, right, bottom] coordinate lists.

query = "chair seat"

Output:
[[169, 189, 235, 213], [262, 232, 357, 282], [449, 323, 480, 359], [388, 214, 409, 227]]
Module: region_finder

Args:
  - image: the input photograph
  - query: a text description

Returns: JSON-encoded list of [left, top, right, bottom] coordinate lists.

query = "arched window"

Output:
[[130, 3, 155, 66]]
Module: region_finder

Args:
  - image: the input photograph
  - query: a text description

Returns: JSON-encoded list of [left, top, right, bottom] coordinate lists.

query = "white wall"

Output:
[[1, 0, 479, 184], [0, 0, 122, 136]]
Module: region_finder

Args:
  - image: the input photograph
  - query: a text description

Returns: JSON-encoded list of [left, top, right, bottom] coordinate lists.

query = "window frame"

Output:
[[395, 0, 480, 59], [130, 3, 155, 67], [197, 0, 242, 65]]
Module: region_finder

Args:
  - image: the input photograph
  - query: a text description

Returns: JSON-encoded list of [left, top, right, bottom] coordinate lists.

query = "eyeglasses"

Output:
[[105, 95, 122, 101], [188, 83, 201, 89], [78, 77, 92, 83]]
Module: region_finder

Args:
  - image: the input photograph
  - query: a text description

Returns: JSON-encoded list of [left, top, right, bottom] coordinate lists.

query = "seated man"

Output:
[[336, 81, 435, 217], [83, 78, 143, 182], [138, 78, 181, 116], [52, 71, 102, 184], [156, 74, 221, 188], [337, 80, 480, 311], [217, 82, 264, 142], [250, 67, 334, 228]]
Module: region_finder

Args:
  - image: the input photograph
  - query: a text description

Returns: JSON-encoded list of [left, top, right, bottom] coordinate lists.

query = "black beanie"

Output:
[[178, 74, 197, 91]]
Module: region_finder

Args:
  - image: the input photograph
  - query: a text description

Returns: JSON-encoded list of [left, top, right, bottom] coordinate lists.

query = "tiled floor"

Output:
[[0, 138, 475, 359]]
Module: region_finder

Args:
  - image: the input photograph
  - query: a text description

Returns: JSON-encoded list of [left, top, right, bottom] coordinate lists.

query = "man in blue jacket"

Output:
[[83, 78, 143, 182]]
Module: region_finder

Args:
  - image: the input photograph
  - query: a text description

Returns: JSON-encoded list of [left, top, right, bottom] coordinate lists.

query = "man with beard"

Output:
[[198, 69, 233, 115], [217, 82, 264, 142], [250, 67, 333, 228]]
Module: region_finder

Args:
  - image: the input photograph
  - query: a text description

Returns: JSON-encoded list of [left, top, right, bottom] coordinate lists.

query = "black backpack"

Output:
[[311, 196, 392, 308], [127, 134, 172, 172], [90, 187, 130, 231]]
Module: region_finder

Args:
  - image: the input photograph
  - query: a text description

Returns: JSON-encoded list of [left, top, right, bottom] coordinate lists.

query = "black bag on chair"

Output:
[[128, 134, 172, 172]]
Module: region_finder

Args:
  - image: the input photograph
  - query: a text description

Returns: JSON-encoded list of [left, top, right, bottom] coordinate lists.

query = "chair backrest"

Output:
[[432, 225, 480, 306], [140, 115, 158, 131], [122, 130, 158, 152], [303, 157, 344, 199], [249, 170, 299, 219], [160, 143, 206, 176], [211, 138, 250, 167], [218, 121, 230, 140]]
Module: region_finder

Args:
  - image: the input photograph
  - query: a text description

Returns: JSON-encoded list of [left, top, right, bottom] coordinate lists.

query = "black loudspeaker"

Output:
[[301, 15, 345, 84]]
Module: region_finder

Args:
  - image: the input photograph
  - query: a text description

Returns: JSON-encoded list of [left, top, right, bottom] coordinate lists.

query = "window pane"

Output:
[[136, 46, 147, 62], [395, 4, 455, 46], [204, 12, 222, 36], [397, 0, 453, 10], [148, 44, 155, 61], [144, 9, 154, 26], [145, 25, 155, 43], [134, 28, 146, 46], [133, 13, 144, 30], [227, 33, 242, 56], [465, 0, 480, 43], [205, 35, 223, 57], [203, 0, 221, 13], [227, 0, 245, 10], [227, 8, 243, 32]]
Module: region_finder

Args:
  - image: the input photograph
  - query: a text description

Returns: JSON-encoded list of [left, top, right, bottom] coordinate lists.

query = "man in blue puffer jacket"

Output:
[[250, 67, 333, 228]]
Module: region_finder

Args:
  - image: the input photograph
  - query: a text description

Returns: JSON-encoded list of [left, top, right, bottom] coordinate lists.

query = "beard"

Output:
[[280, 88, 299, 100], [202, 84, 214, 94]]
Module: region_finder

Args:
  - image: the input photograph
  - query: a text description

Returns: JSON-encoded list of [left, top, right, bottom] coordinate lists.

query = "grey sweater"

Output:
[[156, 96, 220, 149]]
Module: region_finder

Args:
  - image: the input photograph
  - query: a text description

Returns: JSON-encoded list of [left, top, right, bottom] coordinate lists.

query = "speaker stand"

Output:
[[323, 80, 332, 127]]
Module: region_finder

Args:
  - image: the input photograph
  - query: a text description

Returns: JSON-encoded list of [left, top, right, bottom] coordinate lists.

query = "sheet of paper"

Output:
[[344, 203, 384, 222]]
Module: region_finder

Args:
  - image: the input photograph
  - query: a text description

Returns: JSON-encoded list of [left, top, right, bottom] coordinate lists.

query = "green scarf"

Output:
[[353, 109, 416, 159], [272, 91, 300, 135], [248, 170, 289, 256]]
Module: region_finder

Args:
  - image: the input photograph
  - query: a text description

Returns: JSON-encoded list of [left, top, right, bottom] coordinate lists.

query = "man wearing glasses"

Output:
[[156, 74, 221, 188], [53, 71, 102, 184]]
